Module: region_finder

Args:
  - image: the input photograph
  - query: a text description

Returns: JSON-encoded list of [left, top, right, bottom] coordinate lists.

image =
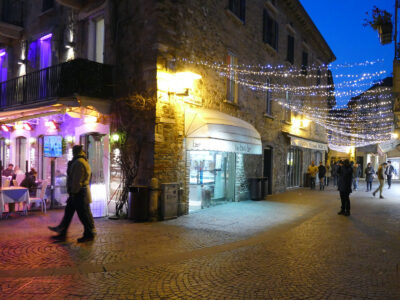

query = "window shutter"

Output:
[[263, 10, 267, 43], [274, 20, 279, 50], [240, 0, 246, 22]]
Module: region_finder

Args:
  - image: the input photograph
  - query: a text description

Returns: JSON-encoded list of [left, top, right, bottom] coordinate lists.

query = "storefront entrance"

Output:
[[188, 151, 235, 212]]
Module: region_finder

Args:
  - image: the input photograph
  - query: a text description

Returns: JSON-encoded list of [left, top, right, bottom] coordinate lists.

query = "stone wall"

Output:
[[153, 0, 334, 208]]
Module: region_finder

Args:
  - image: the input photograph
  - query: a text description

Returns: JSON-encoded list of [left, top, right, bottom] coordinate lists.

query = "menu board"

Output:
[[44, 135, 62, 157]]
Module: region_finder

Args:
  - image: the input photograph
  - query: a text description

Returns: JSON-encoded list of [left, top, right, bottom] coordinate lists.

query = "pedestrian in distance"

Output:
[[352, 162, 362, 191], [307, 161, 318, 190], [385, 160, 397, 189], [325, 163, 331, 186], [48, 145, 96, 243], [337, 159, 353, 216], [318, 161, 326, 190], [365, 162, 375, 192], [373, 162, 387, 199], [331, 161, 338, 187]]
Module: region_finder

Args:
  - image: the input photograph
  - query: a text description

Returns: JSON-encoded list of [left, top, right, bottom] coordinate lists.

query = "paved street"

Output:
[[1, 182, 400, 299]]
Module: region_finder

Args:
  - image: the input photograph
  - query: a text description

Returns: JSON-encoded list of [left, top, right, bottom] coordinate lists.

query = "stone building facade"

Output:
[[0, 0, 335, 218]]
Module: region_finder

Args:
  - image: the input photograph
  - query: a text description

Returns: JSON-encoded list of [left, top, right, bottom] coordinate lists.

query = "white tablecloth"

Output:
[[0, 187, 30, 214]]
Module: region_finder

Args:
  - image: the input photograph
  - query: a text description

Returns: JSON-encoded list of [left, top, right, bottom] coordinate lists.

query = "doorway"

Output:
[[263, 147, 273, 194]]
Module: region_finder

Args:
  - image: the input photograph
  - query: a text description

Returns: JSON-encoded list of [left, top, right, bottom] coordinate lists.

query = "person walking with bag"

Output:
[[373, 162, 387, 199], [337, 159, 353, 216], [48, 145, 95, 243], [365, 163, 375, 192]]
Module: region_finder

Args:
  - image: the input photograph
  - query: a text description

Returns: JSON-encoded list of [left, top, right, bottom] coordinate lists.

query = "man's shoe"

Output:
[[50, 233, 66, 241], [337, 210, 345, 215], [372, 192, 376, 197], [48, 226, 63, 234], [344, 211, 350, 216], [380, 196, 384, 199], [77, 235, 94, 243]]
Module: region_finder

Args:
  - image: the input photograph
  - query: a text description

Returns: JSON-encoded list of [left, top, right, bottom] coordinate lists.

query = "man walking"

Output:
[[307, 161, 318, 190], [48, 145, 95, 242], [385, 161, 396, 189], [337, 159, 353, 216], [373, 162, 387, 199], [352, 163, 361, 191], [318, 161, 326, 190]]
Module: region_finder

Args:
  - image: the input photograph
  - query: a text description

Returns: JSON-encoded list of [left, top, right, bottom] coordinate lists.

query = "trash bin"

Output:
[[248, 178, 262, 200], [128, 186, 149, 222]]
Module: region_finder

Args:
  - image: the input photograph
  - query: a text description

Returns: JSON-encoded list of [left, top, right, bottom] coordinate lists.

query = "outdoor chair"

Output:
[[29, 181, 48, 213]]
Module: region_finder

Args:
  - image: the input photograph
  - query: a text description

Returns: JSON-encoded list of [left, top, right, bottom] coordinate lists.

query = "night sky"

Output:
[[301, 0, 395, 107]]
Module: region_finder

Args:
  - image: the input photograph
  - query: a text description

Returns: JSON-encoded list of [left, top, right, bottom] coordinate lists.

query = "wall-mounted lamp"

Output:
[[65, 41, 76, 49], [65, 135, 74, 143], [39, 33, 53, 41], [111, 133, 120, 143], [0, 50, 6, 57], [1, 124, 10, 132], [17, 59, 27, 65], [45, 120, 58, 130], [29, 137, 36, 144], [5, 139, 10, 145], [23, 123, 32, 131]]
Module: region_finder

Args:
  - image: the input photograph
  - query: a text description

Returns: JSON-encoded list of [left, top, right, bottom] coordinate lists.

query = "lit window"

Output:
[[88, 16, 105, 63]]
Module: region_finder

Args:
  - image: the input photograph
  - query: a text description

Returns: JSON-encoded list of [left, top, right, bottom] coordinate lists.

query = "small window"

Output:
[[226, 53, 238, 103], [286, 35, 294, 64], [284, 90, 291, 122], [42, 0, 54, 12], [88, 16, 105, 63], [229, 0, 246, 22], [301, 52, 308, 75], [265, 78, 272, 115], [263, 10, 279, 50]]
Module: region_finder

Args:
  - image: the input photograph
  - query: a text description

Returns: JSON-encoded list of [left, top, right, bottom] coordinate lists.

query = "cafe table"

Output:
[[0, 187, 30, 219]]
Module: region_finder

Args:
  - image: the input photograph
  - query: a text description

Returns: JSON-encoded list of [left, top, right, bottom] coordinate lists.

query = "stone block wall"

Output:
[[152, 0, 335, 205]]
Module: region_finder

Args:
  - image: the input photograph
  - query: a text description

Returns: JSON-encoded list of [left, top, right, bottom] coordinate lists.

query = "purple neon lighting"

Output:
[[39, 33, 53, 41], [0, 50, 5, 57]]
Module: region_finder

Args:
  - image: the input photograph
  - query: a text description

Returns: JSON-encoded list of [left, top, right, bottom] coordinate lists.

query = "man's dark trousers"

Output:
[[387, 175, 392, 188], [340, 191, 350, 212], [59, 188, 95, 237]]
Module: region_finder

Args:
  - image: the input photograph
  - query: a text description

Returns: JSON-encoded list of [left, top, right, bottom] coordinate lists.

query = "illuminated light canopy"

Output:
[[23, 123, 32, 131], [1, 124, 9, 132], [0, 50, 6, 57]]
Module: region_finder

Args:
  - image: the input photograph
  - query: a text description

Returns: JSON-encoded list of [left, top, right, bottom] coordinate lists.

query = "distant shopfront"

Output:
[[286, 135, 328, 188], [185, 109, 262, 212]]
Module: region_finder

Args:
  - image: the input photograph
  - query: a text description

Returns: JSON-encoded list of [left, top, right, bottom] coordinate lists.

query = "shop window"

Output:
[[265, 78, 272, 115], [88, 16, 105, 63], [228, 0, 246, 23], [226, 53, 238, 103], [15, 136, 27, 172], [287, 147, 302, 188], [42, 0, 54, 12], [301, 51, 308, 75], [263, 10, 278, 50], [284, 90, 291, 123], [286, 35, 294, 64]]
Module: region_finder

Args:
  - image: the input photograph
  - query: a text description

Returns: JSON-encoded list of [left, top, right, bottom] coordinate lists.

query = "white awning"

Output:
[[185, 108, 262, 154]]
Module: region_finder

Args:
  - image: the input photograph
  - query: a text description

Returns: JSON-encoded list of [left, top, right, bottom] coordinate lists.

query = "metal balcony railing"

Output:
[[0, 59, 113, 109], [0, 0, 23, 27]]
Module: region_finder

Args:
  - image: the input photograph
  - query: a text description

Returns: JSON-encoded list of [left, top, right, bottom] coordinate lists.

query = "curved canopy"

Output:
[[185, 108, 262, 155]]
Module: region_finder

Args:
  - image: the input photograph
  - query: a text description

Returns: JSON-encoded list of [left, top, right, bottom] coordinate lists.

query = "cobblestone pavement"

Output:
[[1, 182, 400, 299]]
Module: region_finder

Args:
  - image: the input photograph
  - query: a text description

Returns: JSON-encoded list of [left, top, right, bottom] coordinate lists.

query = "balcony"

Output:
[[0, 59, 113, 110], [0, 0, 23, 40]]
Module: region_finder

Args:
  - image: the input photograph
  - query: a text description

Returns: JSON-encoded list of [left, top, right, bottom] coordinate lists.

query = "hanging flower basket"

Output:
[[378, 23, 393, 45], [364, 6, 393, 45]]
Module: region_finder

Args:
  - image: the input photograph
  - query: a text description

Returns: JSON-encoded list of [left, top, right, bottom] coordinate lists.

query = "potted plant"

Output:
[[364, 6, 393, 45]]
